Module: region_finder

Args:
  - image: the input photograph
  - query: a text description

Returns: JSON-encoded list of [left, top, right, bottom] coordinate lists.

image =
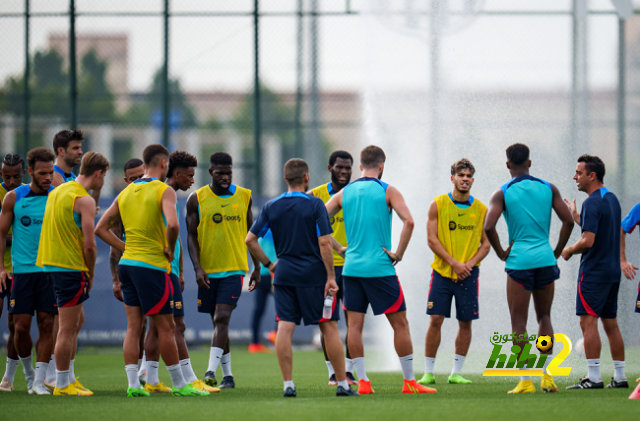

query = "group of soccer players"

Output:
[[0, 130, 638, 398]]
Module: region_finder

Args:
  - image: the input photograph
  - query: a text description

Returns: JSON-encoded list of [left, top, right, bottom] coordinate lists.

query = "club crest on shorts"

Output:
[[170, 300, 174, 309], [175, 301, 182, 310], [198, 299, 202, 307], [637, 301, 640, 309], [9, 299, 15, 308], [428, 301, 433, 309]]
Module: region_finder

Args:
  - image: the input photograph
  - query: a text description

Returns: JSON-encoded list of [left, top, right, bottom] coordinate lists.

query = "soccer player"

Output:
[[561, 155, 627, 389], [246, 158, 358, 397], [309, 150, 357, 385], [96, 144, 208, 397], [186, 152, 260, 389], [325, 145, 436, 395], [0, 148, 57, 395], [418, 158, 490, 386], [248, 230, 277, 353], [0, 154, 26, 392], [36, 151, 109, 396], [141, 151, 218, 394], [620, 200, 640, 383], [484, 143, 574, 394]]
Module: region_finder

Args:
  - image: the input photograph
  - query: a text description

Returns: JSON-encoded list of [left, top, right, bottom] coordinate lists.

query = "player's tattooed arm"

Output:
[[76, 196, 98, 291], [427, 200, 470, 280], [551, 183, 575, 259], [384, 185, 414, 264], [96, 197, 125, 253], [186, 192, 209, 289], [325, 190, 343, 217], [0, 191, 15, 292], [246, 196, 261, 292], [484, 189, 513, 261], [161, 187, 179, 264]]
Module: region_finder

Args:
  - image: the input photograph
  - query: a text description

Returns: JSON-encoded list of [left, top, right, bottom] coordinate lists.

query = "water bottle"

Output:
[[322, 295, 334, 319]]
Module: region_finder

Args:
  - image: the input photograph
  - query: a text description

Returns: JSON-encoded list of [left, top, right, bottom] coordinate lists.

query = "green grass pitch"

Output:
[[1, 347, 638, 421]]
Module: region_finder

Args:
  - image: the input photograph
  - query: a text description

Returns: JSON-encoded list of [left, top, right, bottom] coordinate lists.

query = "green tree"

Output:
[[78, 49, 115, 123]]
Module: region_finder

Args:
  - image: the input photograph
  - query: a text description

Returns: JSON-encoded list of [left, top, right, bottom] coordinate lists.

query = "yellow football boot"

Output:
[[71, 378, 94, 396], [507, 379, 536, 394], [53, 384, 84, 396], [191, 379, 220, 393], [541, 374, 558, 393], [144, 382, 172, 393]]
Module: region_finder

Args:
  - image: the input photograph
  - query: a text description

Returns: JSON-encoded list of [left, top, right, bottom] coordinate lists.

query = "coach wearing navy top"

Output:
[[562, 155, 626, 390], [246, 158, 358, 398]]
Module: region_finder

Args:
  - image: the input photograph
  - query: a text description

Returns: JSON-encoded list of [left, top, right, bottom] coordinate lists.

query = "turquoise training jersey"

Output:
[[171, 202, 180, 276], [54, 164, 76, 182], [12, 184, 55, 273], [342, 177, 396, 277], [500, 174, 556, 270]]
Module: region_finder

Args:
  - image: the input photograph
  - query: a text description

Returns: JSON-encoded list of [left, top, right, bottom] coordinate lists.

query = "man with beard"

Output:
[[418, 159, 490, 386], [187, 152, 260, 389], [0, 154, 25, 392], [309, 151, 357, 386]]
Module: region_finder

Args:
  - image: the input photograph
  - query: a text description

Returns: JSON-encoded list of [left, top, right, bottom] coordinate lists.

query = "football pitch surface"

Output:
[[1, 347, 638, 421]]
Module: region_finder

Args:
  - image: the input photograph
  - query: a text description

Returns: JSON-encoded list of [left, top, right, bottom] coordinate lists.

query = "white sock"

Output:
[[345, 358, 354, 374], [221, 353, 232, 377], [399, 354, 415, 381], [424, 357, 436, 374], [34, 362, 48, 388], [207, 347, 224, 373], [451, 354, 466, 375], [19, 355, 35, 381], [3, 358, 19, 382], [337, 380, 349, 389], [167, 363, 187, 389], [542, 353, 552, 375], [138, 353, 147, 375], [587, 358, 601, 383], [146, 360, 160, 385], [68, 359, 75, 383], [56, 369, 70, 389], [125, 364, 140, 389], [137, 359, 142, 370], [284, 380, 295, 391], [326, 361, 335, 377], [613, 360, 625, 382], [180, 359, 198, 384], [45, 355, 56, 383], [353, 357, 368, 381]]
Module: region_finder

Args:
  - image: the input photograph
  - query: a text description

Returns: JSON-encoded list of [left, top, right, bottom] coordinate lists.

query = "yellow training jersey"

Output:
[[36, 181, 90, 271], [119, 178, 171, 272], [311, 182, 346, 266], [0, 183, 12, 272], [196, 184, 251, 274], [431, 192, 487, 279]]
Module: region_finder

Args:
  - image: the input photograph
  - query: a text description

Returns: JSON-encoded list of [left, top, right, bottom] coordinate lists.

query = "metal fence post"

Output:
[[69, 0, 77, 129], [294, 0, 303, 158], [162, 0, 170, 148], [617, 17, 626, 198], [23, 0, 30, 155], [253, 0, 262, 194]]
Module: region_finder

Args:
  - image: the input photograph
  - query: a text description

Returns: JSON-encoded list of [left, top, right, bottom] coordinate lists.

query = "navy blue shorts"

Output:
[[427, 267, 479, 321], [576, 277, 619, 319], [119, 265, 174, 316], [50, 271, 89, 308], [274, 284, 330, 326], [636, 282, 640, 314], [0, 275, 12, 300], [9, 272, 57, 315], [197, 275, 243, 313], [343, 275, 406, 316], [506, 265, 559, 291], [170, 273, 184, 317]]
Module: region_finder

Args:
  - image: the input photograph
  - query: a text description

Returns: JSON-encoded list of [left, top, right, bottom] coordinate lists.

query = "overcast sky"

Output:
[[0, 0, 636, 92]]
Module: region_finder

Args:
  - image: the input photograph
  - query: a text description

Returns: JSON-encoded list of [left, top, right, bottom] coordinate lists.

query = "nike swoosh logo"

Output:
[[458, 214, 465, 217], [22, 203, 29, 208], [221, 204, 231, 207], [135, 189, 141, 193]]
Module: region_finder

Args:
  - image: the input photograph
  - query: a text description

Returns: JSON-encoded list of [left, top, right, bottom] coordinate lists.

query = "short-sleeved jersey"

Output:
[[622, 203, 640, 235], [500, 174, 556, 270], [431, 192, 487, 279], [196, 184, 251, 275], [341, 177, 395, 278], [250, 192, 332, 287], [258, 229, 277, 276], [311, 182, 347, 266], [579, 187, 621, 283], [54, 165, 76, 183], [0, 183, 13, 272], [11, 185, 55, 273], [36, 181, 90, 271], [118, 178, 171, 272]]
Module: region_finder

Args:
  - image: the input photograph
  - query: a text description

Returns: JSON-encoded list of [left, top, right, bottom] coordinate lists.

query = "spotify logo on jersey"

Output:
[[213, 213, 223, 223], [212, 213, 242, 224], [21, 216, 32, 226], [449, 221, 457, 231]]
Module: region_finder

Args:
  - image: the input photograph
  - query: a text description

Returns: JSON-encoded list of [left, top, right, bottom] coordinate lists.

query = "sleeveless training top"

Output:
[[311, 182, 347, 266], [0, 183, 13, 272], [196, 184, 251, 274], [341, 177, 395, 278], [36, 181, 90, 271], [500, 174, 556, 270], [431, 192, 487, 279], [54, 165, 76, 182]]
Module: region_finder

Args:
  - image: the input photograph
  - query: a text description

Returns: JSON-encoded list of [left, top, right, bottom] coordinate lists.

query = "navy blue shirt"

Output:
[[579, 187, 621, 283], [250, 192, 333, 287]]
